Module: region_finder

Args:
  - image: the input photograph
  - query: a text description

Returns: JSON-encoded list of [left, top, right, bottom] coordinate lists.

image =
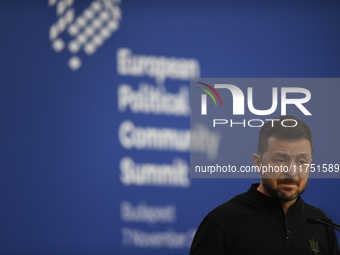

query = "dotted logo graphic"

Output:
[[48, 0, 121, 71]]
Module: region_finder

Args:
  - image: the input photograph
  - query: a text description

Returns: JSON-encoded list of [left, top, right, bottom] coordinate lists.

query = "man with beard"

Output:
[[190, 116, 339, 255]]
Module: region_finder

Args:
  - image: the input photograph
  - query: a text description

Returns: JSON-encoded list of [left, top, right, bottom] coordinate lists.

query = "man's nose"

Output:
[[283, 162, 298, 178]]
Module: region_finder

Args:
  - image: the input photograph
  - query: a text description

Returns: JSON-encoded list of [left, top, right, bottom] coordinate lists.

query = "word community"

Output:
[[213, 118, 298, 128]]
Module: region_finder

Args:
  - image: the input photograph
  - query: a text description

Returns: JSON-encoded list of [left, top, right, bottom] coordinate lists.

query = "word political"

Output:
[[118, 83, 189, 116], [200, 84, 311, 116], [213, 118, 298, 128]]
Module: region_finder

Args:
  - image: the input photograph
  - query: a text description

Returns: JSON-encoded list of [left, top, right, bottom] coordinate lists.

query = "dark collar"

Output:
[[247, 183, 302, 217]]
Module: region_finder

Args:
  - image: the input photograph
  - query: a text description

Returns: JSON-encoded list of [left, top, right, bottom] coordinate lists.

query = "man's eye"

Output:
[[277, 159, 284, 163], [299, 161, 306, 164]]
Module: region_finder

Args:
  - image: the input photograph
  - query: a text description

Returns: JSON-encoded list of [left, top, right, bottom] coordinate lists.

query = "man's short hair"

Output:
[[257, 116, 313, 156]]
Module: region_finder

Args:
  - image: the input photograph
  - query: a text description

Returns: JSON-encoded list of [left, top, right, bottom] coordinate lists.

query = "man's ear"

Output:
[[253, 154, 262, 174], [253, 153, 261, 167]]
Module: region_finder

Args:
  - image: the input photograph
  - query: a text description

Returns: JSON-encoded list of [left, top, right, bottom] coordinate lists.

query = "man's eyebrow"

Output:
[[296, 153, 310, 158], [273, 153, 310, 158], [273, 153, 289, 158]]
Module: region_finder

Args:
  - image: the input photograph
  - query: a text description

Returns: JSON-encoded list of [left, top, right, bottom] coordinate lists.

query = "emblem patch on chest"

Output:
[[309, 239, 319, 254]]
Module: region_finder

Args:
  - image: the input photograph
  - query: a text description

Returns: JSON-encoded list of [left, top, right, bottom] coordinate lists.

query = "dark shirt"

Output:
[[190, 183, 339, 255]]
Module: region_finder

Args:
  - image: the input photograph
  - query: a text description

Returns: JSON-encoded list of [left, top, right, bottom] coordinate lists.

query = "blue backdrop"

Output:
[[1, 1, 340, 254]]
